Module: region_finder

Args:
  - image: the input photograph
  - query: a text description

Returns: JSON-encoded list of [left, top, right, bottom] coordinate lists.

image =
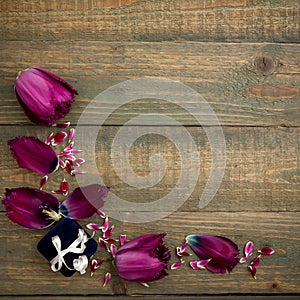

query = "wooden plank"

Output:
[[0, 126, 299, 213], [0, 212, 299, 295], [0, 41, 299, 126], [0, 0, 299, 42]]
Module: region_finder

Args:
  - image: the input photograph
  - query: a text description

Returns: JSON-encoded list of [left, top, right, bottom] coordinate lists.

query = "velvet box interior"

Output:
[[37, 218, 97, 277]]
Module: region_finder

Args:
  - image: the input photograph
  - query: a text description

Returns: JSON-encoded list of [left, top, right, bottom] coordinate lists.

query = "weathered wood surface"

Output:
[[1, 0, 299, 298], [1, 41, 299, 126], [0, 212, 299, 295], [0, 0, 299, 42], [0, 125, 299, 213]]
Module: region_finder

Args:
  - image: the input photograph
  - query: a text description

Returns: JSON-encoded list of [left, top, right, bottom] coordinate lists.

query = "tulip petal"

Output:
[[69, 128, 75, 142], [39, 175, 48, 190], [248, 265, 257, 279], [250, 255, 261, 267], [51, 131, 68, 146], [2, 187, 60, 229], [119, 234, 126, 246], [60, 184, 110, 219], [8, 137, 59, 175], [171, 260, 184, 270], [190, 259, 211, 270], [110, 244, 118, 258], [103, 272, 111, 287], [186, 234, 239, 274], [258, 247, 275, 256], [56, 122, 70, 129], [97, 209, 106, 218], [86, 223, 103, 230], [15, 67, 77, 127], [244, 241, 254, 257], [91, 259, 104, 276]]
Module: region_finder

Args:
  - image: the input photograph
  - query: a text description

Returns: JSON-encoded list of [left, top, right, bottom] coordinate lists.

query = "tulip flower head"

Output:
[[114, 233, 171, 285], [15, 67, 77, 126]]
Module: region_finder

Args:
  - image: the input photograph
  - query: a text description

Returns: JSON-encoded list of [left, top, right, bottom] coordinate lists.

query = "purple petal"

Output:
[[258, 247, 275, 256], [86, 223, 103, 230], [171, 261, 184, 270], [248, 265, 257, 279], [64, 160, 72, 174], [39, 175, 48, 190], [45, 132, 54, 145], [102, 217, 109, 232], [73, 158, 85, 167], [15, 67, 77, 127], [110, 244, 118, 258], [8, 136, 59, 175], [56, 122, 70, 128], [103, 225, 114, 239], [60, 179, 69, 196], [250, 255, 261, 267], [1, 187, 60, 229], [91, 259, 104, 276], [69, 128, 75, 142], [190, 259, 211, 270], [97, 209, 106, 218], [103, 272, 111, 287], [186, 234, 239, 274], [70, 169, 86, 175], [119, 234, 126, 246], [58, 158, 65, 168], [99, 238, 109, 251], [64, 142, 74, 152], [51, 131, 67, 146], [239, 256, 249, 264], [60, 184, 110, 219], [243, 241, 254, 257], [139, 282, 149, 287]]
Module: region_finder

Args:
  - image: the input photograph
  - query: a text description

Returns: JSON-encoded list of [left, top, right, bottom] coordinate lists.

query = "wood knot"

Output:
[[254, 56, 276, 75]]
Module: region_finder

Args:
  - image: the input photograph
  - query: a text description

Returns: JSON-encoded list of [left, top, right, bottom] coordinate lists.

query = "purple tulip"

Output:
[[186, 234, 239, 273], [15, 67, 77, 126], [59, 184, 110, 219], [1, 187, 60, 229], [8, 136, 59, 175], [114, 233, 171, 284]]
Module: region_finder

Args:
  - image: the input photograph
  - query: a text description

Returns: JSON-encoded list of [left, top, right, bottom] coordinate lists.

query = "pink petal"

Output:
[[99, 238, 108, 251], [171, 261, 184, 270], [243, 241, 254, 257], [51, 131, 67, 146], [64, 142, 74, 152], [69, 128, 75, 142], [105, 238, 117, 244], [103, 225, 114, 239], [60, 179, 69, 196], [65, 160, 72, 174], [56, 122, 70, 128], [39, 175, 48, 190], [248, 265, 257, 279], [258, 247, 275, 256], [58, 158, 65, 168], [119, 234, 126, 246], [73, 158, 85, 166], [139, 282, 149, 287], [103, 272, 111, 287], [239, 256, 249, 264], [70, 169, 86, 175], [102, 217, 109, 232], [190, 259, 212, 270], [45, 132, 54, 145], [250, 255, 261, 267], [91, 259, 104, 276], [97, 209, 106, 218], [86, 223, 103, 230], [110, 244, 118, 258]]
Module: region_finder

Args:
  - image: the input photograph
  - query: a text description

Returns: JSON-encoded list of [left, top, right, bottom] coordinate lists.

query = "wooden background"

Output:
[[0, 0, 299, 299]]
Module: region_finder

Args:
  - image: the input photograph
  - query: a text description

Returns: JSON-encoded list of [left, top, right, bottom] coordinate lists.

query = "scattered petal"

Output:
[[60, 179, 69, 196], [97, 209, 106, 218], [99, 238, 108, 251], [39, 175, 48, 190], [119, 234, 126, 246], [65, 160, 72, 174], [73, 158, 85, 166], [69, 128, 75, 142], [86, 223, 103, 231], [110, 244, 118, 258], [58, 158, 66, 168], [190, 259, 212, 270], [51, 131, 67, 146], [248, 265, 257, 279], [250, 255, 261, 267], [8, 136, 59, 175], [258, 247, 275, 256], [45, 132, 54, 145], [56, 122, 70, 129], [91, 259, 104, 276], [244, 241, 254, 257], [239, 256, 249, 264], [102, 217, 109, 232], [64, 142, 74, 152], [103, 272, 111, 287], [103, 225, 114, 239], [171, 260, 184, 270], [139, 282, 149, 288], [70, 169, 86, 175]]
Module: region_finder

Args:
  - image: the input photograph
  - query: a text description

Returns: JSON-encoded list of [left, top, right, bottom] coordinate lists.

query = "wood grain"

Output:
[[0, 126, 299, 213], [0, 0, 299, 42], [0, 212, 299, 295], [0, 41, 299, 126]]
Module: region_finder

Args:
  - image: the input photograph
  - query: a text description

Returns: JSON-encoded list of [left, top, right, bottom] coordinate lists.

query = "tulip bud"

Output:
[[15, 67, 77, 126]]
